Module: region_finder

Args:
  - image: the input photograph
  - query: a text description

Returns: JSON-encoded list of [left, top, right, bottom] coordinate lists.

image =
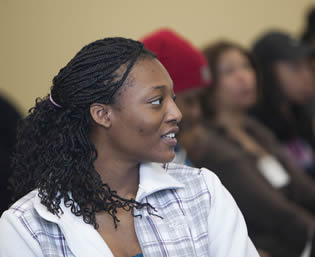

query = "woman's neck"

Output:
[[93, 157, 140, 199], [90, 130, 140, 199]]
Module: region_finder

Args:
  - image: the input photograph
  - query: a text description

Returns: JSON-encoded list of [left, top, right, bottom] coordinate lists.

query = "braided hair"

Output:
[[11, 37, 158, 228]]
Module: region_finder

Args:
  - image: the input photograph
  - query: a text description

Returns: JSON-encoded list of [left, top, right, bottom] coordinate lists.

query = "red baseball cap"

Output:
[[141, 28, 211, 93]]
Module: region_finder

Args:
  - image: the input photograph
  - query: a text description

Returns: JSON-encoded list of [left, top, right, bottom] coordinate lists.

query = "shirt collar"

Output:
[[136, 162, 185, 202]]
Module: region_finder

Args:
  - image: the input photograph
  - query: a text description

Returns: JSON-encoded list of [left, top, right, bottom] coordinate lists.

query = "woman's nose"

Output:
[[167, 99, 182, 124]]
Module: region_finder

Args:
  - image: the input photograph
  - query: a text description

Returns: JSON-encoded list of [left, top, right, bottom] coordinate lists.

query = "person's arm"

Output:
[[201, 169, 260, 257], [0, 210, 43, 257]]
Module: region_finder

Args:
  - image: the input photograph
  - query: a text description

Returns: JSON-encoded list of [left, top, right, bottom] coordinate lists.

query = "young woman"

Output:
[[251, 31, 315, 179], [0, 37, 258, 257], [181, 41, 315, 257]]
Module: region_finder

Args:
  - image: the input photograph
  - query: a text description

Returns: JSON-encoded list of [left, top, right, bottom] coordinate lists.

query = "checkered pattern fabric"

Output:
[[9, 191, 74, 256], [134, 164, 211, 257]]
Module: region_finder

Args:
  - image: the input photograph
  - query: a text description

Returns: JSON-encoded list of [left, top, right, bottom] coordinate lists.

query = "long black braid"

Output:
[[10, 37, 159, 228]]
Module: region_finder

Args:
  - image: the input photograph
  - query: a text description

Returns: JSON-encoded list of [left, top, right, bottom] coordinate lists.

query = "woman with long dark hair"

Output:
[[251, 31, 315, 179], [0, 37, 258, 257]]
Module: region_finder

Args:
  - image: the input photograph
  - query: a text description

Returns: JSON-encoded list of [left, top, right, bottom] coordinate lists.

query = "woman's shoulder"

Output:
[[0, 190, 73, 257], [0, 190, 44, 253], [0, 189, 59, 234], [0, 190, 44, 256], [2, 190, 38, 220]]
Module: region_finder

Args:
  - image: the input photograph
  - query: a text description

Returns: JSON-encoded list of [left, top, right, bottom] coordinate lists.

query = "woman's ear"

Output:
[[90, 103, 112, 128]]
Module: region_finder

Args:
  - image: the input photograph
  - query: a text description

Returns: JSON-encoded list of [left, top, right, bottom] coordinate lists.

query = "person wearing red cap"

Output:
[[142, 28, 211, 165]]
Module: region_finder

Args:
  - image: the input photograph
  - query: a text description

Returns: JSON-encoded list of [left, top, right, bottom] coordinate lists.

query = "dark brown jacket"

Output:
[[185, 117, 315, 257]]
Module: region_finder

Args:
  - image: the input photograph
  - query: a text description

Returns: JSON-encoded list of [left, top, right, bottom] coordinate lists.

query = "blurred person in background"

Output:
[[180, 40, 315, 257], [301, 7, 315, 126], [0, 93, 21, 215], [142, 28, 211, 165], [301, 6, 315, 48], [251, 31, 315, 179], [301, 6, 315, 73]]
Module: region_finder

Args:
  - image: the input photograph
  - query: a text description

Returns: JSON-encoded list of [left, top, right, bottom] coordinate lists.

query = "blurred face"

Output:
[[108, 58, 182, 163], [175, 87, 204, 131], [214, 48, 257, 112], [274, 59, 315, 104]]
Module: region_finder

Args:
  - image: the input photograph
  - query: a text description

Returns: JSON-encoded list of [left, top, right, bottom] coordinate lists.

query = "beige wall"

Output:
[[1, 0, 314, 113]]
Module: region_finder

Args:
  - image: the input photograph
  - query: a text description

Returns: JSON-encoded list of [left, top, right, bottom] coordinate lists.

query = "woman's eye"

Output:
[[151, 98, 162, 105]]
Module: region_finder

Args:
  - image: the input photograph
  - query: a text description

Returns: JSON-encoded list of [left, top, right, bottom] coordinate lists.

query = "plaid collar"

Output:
[[136, 162, 185, 202]]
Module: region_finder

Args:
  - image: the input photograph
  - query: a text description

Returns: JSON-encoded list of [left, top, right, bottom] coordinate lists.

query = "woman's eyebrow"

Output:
[[152, 85, 167, 91]]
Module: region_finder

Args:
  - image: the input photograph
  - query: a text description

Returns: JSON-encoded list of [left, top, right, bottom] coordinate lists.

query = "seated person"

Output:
[[251, 31, 315, 179], [181, 40, 315, 257]]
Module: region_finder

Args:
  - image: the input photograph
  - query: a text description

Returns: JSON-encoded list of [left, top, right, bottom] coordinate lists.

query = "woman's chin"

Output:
[[151, 151, 176, 164]]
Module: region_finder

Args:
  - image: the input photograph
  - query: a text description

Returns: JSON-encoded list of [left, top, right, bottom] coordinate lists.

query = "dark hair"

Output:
[[201, 41, 258, 118], [10, 37, 157, 228], [301, 7, 315, 44], [0, 95, 22, 215], [251, 38, 315, 147]]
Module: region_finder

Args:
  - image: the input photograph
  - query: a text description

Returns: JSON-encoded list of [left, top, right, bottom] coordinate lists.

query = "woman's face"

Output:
[[107, 58, 182, 163], [214, 48, 257, 112], [274, 59, 315, 104]]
